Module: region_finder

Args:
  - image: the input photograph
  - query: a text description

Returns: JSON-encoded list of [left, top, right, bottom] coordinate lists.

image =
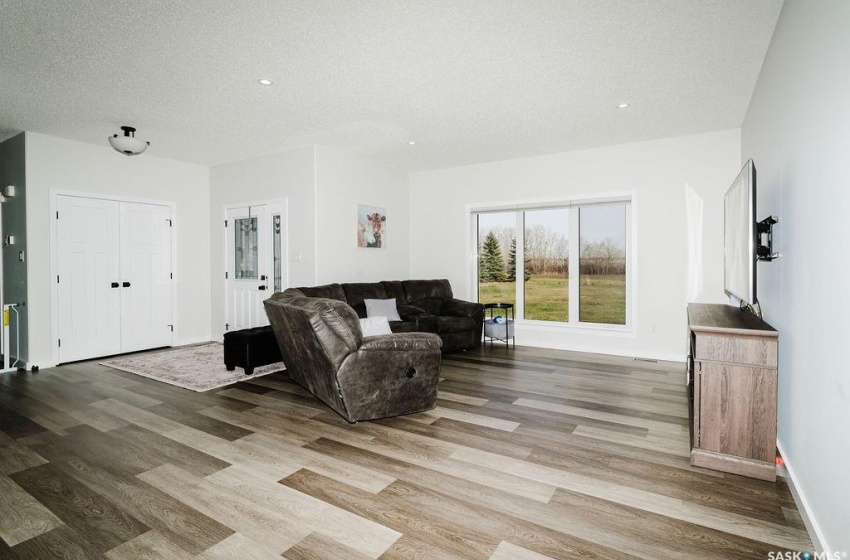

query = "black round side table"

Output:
[[482, 303, 515, 348]]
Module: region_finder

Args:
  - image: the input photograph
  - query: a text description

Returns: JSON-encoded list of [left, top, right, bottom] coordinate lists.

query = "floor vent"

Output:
[[633, 357, 658, 363]]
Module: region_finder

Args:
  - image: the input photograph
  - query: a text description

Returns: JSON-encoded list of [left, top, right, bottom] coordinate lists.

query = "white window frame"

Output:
[[468, 194, 635, 334]]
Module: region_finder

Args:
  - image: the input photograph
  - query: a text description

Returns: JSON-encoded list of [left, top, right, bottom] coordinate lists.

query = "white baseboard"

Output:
[[515, 338, 685, 364], [173, 336, 214, 347], [776, 439, 829, 553]]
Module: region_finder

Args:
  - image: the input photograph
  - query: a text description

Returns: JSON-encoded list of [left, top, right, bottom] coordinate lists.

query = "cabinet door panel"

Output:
[[698, 362, 777, 462]]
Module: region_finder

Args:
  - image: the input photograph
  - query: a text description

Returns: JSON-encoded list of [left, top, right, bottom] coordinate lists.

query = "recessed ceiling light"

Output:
[[408, 140, 416, 146], [618, 103, 630, 109], [258, 79, 273, 86]]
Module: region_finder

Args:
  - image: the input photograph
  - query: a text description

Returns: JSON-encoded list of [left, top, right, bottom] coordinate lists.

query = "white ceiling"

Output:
[[0, 1, 783, 171]]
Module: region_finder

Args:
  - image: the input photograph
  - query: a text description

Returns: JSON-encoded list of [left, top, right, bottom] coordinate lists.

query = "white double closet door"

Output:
[[57, 195, 173, 363]]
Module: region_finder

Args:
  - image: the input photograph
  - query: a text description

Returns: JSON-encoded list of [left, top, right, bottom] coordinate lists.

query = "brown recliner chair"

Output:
[[263, 289, 442, 423]]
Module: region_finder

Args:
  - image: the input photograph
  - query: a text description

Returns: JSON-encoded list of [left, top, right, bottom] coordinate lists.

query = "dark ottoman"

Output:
[[223, 326, 283, 375]]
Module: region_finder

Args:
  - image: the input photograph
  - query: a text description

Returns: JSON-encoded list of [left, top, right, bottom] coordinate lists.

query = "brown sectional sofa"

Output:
[[293, 279, 484, 353]]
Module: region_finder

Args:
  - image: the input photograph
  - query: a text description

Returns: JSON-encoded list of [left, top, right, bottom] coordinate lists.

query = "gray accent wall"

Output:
[[0, 133, 28, 364], [742, 0, 849, 553]]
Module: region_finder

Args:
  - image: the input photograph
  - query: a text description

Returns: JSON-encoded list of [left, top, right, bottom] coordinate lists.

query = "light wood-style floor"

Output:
[[0, 345, 812, 559]]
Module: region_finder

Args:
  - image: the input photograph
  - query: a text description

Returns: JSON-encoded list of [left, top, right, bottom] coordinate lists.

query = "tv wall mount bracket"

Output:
[[756, 216, 780, 261]]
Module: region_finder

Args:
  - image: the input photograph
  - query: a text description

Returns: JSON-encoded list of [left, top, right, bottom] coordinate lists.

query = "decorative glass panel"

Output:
[[579, 204, 627, 324], [234, 217, 258, 280], [272, 214, 282, 292]]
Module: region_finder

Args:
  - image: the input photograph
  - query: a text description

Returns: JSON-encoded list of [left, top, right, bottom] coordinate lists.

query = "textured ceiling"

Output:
[[0, 0, 783, 170]]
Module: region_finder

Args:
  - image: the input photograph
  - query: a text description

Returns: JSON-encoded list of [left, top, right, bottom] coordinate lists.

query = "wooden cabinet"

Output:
[[687, 303, 778, 481]]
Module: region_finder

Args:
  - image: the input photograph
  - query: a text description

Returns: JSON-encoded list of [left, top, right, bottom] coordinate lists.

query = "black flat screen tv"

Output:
[[724, 159, 757, 306]]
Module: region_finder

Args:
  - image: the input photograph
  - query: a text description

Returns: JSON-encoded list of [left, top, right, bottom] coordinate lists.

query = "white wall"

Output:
[[742, 0, 849, 553], [409, 129, 741, 360], [25, 132, 211, 368], [209, 146, 316, 339], [314, 146, 409, 284]]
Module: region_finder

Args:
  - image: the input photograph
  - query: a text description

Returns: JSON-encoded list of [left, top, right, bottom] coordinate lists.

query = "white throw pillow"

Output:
[[364, 298, 401, 321], [359, 316, 392, 337]]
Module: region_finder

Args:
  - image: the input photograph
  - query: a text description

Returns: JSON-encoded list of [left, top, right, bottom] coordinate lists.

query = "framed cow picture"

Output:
[[356, 204, 386, 249]]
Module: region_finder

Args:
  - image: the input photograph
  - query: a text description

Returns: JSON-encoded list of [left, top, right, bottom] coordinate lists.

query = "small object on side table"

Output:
[[223, 326, 283, 375], [482, 303, 515, 348]]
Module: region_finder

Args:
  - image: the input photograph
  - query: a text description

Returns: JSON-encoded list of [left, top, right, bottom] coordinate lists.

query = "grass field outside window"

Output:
[[479, 273, 625, 324]]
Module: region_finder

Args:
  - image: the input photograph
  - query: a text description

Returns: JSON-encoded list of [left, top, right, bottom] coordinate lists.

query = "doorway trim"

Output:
[[49, 189, 177, 366], [222, 197, 288, 333]]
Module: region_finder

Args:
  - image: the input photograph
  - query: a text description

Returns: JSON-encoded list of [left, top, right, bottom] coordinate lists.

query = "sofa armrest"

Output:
[[441, 298, 485, 318], [360, 333, 442, 352], [337, 333, 442, 421]]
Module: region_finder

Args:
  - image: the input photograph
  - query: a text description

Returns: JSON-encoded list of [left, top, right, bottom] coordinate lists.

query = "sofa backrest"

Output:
[[380, 280, 406, 302], [295, 283, 347, 301], [264, 289, 363, 415], [401, 279, 454, 316], [341, 283, 390, 318]]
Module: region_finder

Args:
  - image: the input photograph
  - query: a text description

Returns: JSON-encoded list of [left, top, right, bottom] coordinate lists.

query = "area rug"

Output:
[[101, 342, 286, 392]]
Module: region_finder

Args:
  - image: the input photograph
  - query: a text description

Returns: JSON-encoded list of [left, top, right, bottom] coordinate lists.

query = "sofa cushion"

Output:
[[380, 280, 406, 302], [437, 315, 476, 334], [365, 298, 401, 321], [414, 298, 443, 316], [388, 320, 419, 334], [342, 283, 389, 318], [297, 283, 346, 301], [402, 279, 453, 302]]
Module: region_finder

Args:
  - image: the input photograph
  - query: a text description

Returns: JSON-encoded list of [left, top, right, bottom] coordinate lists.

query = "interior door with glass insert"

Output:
[[226, 205, 269, 331], [225, 202, 287, 332]]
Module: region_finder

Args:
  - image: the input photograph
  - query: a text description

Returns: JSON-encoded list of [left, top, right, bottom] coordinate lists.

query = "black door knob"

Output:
[[405, 367, 417, 378], [110, 282, 119, 288], [122, 282, 131, 287], [258, 285, 267, 291]]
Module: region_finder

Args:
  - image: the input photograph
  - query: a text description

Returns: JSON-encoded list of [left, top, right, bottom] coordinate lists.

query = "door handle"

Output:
[[258, 285, 267, 291], [122, 282, 131, 288], [111, 282, 120, 288]]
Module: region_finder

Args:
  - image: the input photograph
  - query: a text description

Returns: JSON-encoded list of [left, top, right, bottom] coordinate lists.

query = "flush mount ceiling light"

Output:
[[408, 140, 416, 146], [108, 126, 149, 156], [258, 78, 273, 85], [618, 103, 630, 109]]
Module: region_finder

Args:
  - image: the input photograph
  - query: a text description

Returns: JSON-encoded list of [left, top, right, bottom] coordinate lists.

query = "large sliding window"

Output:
[[474, 197, 630, 328]]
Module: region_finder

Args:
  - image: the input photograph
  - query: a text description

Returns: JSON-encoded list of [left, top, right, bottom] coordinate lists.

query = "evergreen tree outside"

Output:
[[506, 237, 531, 282], [479, 231, 506, 282]]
